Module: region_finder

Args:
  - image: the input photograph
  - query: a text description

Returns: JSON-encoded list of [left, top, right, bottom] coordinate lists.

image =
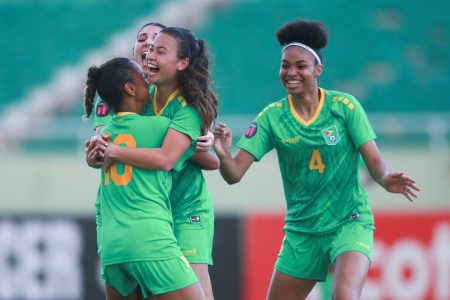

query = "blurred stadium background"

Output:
[[0, 0, 449, 299]]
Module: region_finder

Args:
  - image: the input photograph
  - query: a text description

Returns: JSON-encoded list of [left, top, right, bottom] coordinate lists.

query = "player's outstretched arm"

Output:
[[360, 140, 420, 201]]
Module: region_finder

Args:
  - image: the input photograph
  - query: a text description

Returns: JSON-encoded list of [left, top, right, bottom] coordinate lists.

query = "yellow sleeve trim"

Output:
[[332, 95, 355, 110]]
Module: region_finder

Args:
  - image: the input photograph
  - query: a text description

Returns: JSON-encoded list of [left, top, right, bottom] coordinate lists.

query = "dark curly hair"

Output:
[[276, 19, 328, 65]]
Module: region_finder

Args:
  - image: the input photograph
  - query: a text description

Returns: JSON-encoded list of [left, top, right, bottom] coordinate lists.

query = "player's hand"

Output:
[[102, 143, 118, 171], [85, 134, 110, 168], [85, 144, 103, 168], [213, 122, 233, 159], [87, 134, 109, 151], [383, 172, 420, 202], [196, 131, 214, 152]]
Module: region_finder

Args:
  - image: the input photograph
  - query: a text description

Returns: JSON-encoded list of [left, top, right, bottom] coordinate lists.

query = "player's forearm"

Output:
[[218, 154, 244, 184], [108, 146, 174, 171], [190, 151, 220, 170], [367, 161, 390, 189], [360, 141, 390, 189]]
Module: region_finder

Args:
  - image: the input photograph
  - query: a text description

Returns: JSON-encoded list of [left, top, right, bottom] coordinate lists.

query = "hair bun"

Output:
[[276, 19, 328, 50]]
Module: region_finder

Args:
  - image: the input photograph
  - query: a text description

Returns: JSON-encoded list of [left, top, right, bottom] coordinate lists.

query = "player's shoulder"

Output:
[[166, 91, 188, 109], [257, 97, 288, 118], [175, 94, 188, 107], [324, 88, 362, 112], [139, 115, 171, 126], [94, 95, 112, 118]]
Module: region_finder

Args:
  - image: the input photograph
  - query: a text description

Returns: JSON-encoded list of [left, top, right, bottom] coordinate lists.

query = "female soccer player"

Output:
[[213, 19, 420, 300], [86, 22, 166, 135], [90, 27, 218, 300], [84, 57, 206, 300], [87, 22, 213, 156]]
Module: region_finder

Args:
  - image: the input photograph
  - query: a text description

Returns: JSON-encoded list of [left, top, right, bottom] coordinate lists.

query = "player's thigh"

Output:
[[106, 285, 137, 300], [266, 270, 316, 300], [154, 282, 206, 300], [332, 251, 370, 300], [191, 264, 214, 300], [329, 221, 373, 299]]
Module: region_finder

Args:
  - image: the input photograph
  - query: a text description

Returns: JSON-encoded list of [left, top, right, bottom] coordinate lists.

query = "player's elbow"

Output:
[[206, 159, 220, 171], [226, 178, 240, 185], [159, 159, 176, 171], [147, 154, 177, 171], [223, 173, 242, 185]]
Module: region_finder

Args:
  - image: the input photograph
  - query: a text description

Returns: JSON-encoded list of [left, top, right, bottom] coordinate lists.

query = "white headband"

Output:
[[282, 42, 322, 65]]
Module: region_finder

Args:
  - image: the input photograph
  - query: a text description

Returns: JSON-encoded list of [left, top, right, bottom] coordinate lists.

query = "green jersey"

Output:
[[98, 114, 180, 265], [147, 86, 213, 227], [237, 88, 376, 234], [144, 86, 201, 171], [92, 95, 113, 129], [93, 87, 200, 171], [169, 161, 214, 228]]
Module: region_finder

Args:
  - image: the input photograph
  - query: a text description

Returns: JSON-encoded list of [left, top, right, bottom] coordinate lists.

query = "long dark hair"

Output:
[[160, 27, 218, 133], [83, 57, 137, 119]]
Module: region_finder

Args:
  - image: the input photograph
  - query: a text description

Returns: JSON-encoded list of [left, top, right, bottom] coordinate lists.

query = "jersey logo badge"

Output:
[[96, 101, 110, 117], [322, 125, 340, 145], [189, 216, 201, 223], [245, 122, 258, 138]]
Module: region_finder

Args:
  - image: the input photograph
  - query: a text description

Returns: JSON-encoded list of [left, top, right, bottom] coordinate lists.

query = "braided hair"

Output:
[[83, 57, 137, 119]]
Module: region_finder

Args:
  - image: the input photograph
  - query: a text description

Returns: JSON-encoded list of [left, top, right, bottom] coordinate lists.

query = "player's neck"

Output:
[[154, 83, 179, 109], [290, 88, 321, 121], [118, 98, 146, 114]]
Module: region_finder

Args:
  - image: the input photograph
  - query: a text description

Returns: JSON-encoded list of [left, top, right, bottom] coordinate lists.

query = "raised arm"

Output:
[[103, 128, 191, 171], [213, 122, 255, 184], [360, 140, 420, 201]]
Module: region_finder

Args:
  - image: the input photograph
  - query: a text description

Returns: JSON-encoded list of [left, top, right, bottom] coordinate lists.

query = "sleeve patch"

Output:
[[245, 122, 258, 138], [96, 101, 111, 117]]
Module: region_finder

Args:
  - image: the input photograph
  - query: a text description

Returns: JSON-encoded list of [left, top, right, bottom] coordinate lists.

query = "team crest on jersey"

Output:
[[322, 125, 340, 145], [96, 101, 110, 117], [245, 122, 258, 138]]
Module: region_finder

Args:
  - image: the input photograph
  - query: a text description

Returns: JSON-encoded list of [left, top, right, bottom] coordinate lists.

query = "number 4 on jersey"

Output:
[[309, 149, 325, 173]]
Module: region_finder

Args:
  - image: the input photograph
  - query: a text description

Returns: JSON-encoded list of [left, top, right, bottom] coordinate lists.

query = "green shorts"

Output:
[[102, 256, 198, 297], [275, 221, 374, 282], [174, 222, 214, 265]]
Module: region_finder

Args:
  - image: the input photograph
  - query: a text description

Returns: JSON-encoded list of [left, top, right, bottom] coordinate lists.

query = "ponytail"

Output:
[[83, 66, 100, 119], [82, 58, 137, 119]]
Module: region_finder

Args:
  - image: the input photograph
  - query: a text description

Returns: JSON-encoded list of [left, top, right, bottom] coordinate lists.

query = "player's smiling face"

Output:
[[146, 33, 189, 86], [279, 46, 322, 96], [133, 25, 163, 75]]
